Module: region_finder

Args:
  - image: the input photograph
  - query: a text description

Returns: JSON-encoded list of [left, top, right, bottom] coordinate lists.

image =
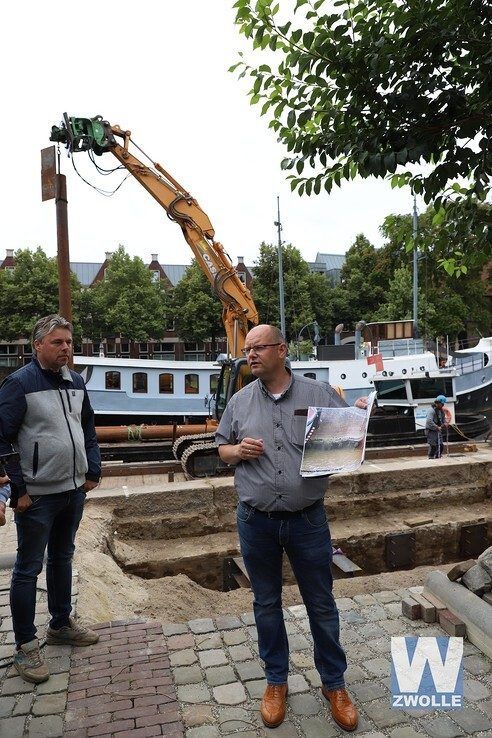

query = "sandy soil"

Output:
[[75, 505, 456, 625]]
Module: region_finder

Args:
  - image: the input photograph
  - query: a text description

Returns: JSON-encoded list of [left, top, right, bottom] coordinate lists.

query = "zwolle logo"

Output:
[[391, 637, 464, 710]]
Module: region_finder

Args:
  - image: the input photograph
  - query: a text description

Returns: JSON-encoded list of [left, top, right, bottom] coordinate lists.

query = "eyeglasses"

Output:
[[241, 343, 282, 356]]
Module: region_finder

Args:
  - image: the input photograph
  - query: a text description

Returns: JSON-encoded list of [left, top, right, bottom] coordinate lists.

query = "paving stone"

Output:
[[359, 624, 387, 639], [389, 728, 427, 738], [287, 633, 310, 651], [463, 654, 491, 675], [304, 669, 322, 687], [340, 627, 362, 645], [46, 656, 71, 674], [461, 642, 479, 656], [373, 591, 401, 604], [298, 716, 341, 737], [247, 626, 258, 641], [42, 645, 68, 659], [345, 664, 368, 683], [182, 704, 215, 728], [335, 598, 356, 611], [366, 637, 392, 654], [162, 622, 189, 636], [422, 717, 465, 738], [290, 652, 315, 669], [240, 612, 256, 626], [341, 610, 366, 625], [288, 693, 322, 716], [262, 722, 298, 738], [349, 680, 387, 703], [199, 649, 228, 668], [298, 618, 312, 633], [223, 629, 248, 646], [36, 671, 69, 694], [1, 675, 34, 695], [170, 648, 198, 667], [173, 665, 204, 685], [381, 619, 406, 635], [215, 616, 242, 630], [363, 657, 391, 678], [285, 621, 300, 635], [450, 706, 492, 733], [353, 594, 378, 606], [360, 605, 389, 621], [235, 661, 264, 682], [288, 604, 307, 619], [287, 674, 310, 694], [0, 696, 15, 718], [228, 644, 253, 662], [32, 692, 66, 716], [204, 665, 236, 687], [245, 678, 266, 699], [213, 681, 247, 705], [188, 618, 215, 634], [178, 684, 211, 703], [186, 727, 219, 738], [363, 699, 408, 728], [0, 716, 26, 738], [168, 633, 196, 650], [356, 733, 386, 738], [28, 714, 64, 737], [217, 706, 256, 732], [345, 644, 374, 660], [385, 603, 404, 617], [196, 633, 222, 651], [463, 677, 490, 701]]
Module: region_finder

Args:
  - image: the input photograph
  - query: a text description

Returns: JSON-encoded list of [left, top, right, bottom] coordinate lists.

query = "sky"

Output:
[[2, 1, 417, 268]]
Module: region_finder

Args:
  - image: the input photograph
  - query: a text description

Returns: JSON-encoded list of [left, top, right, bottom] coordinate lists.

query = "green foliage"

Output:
[[232, 0, 492, 268], [0, 248, 82, 341], [251, 242, 315, 339], [172, 261, 223, 343], [89, 245, 172, 341]]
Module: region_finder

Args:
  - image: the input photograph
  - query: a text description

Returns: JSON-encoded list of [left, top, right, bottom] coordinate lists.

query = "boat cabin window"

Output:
[[159, 373, 174, 394], [409, 377, 453, 400], [374, 379, 407, 400], [210, 374, 220, 394], [185, 373, 199, 394], [304, 372, 317, 379], [105, 371, 121, 390], [132, 372, 148, 393]]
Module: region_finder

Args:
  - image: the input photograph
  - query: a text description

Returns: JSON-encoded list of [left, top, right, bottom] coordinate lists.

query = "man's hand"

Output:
[[355, 396, 369, 410], [16, 494, 32, 513], [237, 438, 264, 461], [83, 480, 99, 493], [0, 502, 6, 526]]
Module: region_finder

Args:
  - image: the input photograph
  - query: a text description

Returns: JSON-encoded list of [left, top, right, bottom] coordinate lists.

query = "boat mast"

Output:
[[275, 196, 286, 338], [412, 193, 419, 339]]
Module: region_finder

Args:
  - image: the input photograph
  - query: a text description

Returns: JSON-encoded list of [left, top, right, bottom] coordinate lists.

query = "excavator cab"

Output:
[[215, 359, 255, 421], [50, 114, 114, 156]]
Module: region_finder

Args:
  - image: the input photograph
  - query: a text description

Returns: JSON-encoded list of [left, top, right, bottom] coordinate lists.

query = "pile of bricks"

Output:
[[456, 546, 492, 602], [401, 589, 467, 636]]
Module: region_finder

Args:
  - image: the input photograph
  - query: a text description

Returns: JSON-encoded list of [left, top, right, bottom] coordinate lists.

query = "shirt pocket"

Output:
[[290, 415, 307, 447]]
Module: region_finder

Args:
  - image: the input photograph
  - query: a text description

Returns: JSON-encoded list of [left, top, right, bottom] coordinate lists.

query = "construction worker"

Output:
[[425, 395, 447, 459]]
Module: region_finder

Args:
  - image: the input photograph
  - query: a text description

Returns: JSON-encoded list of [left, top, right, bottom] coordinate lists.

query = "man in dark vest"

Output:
[[425, 395, 447, 459]]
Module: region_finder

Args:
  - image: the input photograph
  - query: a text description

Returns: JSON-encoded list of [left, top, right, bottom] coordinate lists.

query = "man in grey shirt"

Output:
[[217, 324, 367, 732]]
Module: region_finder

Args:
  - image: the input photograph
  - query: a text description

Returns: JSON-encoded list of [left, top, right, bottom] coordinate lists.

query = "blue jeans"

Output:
[[237, 501, 347, 689], [10, 488, 86, 647]]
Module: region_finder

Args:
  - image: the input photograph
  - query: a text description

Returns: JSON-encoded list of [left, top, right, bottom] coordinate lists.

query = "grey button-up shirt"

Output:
[[215, 372, 347, 511]]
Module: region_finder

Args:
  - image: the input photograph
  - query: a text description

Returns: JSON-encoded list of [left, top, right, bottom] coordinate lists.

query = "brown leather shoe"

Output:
[[322, 687, 358, 731], [260, 683, 289, 727]]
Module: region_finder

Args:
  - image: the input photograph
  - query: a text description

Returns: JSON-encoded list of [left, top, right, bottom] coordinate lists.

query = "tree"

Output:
[[90, 246, 172, 341], [0, 248, 82, 340], [231, 0, 491, 267], [172, 261, 223, 345], [252, 242, 315, 339], [337, 235, 387, 321]]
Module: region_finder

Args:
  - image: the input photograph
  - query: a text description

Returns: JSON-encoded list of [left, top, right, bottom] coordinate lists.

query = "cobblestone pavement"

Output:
[[1, 511, 491, 737]]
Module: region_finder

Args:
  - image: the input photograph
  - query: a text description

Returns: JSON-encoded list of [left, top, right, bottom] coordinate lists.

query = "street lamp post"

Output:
[[297, 321, 320, 359]]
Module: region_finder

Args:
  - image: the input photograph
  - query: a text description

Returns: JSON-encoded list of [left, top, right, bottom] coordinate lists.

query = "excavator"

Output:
[[50, 114, 260, 477]]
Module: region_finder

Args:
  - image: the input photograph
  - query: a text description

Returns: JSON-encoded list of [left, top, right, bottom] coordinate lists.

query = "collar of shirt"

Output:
[[258, 369, 293, 401]]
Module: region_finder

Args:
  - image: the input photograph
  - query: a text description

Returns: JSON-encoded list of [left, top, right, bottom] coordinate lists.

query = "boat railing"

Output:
[[376, 338, 426, 358]]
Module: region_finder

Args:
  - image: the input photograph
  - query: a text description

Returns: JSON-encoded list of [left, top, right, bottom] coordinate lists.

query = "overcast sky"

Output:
[[2, 1, 417, 268]]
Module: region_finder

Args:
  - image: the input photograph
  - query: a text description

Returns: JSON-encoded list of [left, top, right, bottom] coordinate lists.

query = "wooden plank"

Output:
[[332, 553, 362, 576], [233, 557, 250, 579], [447, 560, 476, 582], [404, 516, 434, 528]]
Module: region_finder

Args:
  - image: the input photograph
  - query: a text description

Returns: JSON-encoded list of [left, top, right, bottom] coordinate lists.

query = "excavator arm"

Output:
[[50, 114, 258, 356]]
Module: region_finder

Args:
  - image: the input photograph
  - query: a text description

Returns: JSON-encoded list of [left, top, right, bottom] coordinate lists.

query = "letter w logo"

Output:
[[391, 637, 463, 693]]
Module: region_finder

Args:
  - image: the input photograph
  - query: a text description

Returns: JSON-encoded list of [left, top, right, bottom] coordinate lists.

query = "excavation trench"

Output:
[[76, 450, 492, 612]]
